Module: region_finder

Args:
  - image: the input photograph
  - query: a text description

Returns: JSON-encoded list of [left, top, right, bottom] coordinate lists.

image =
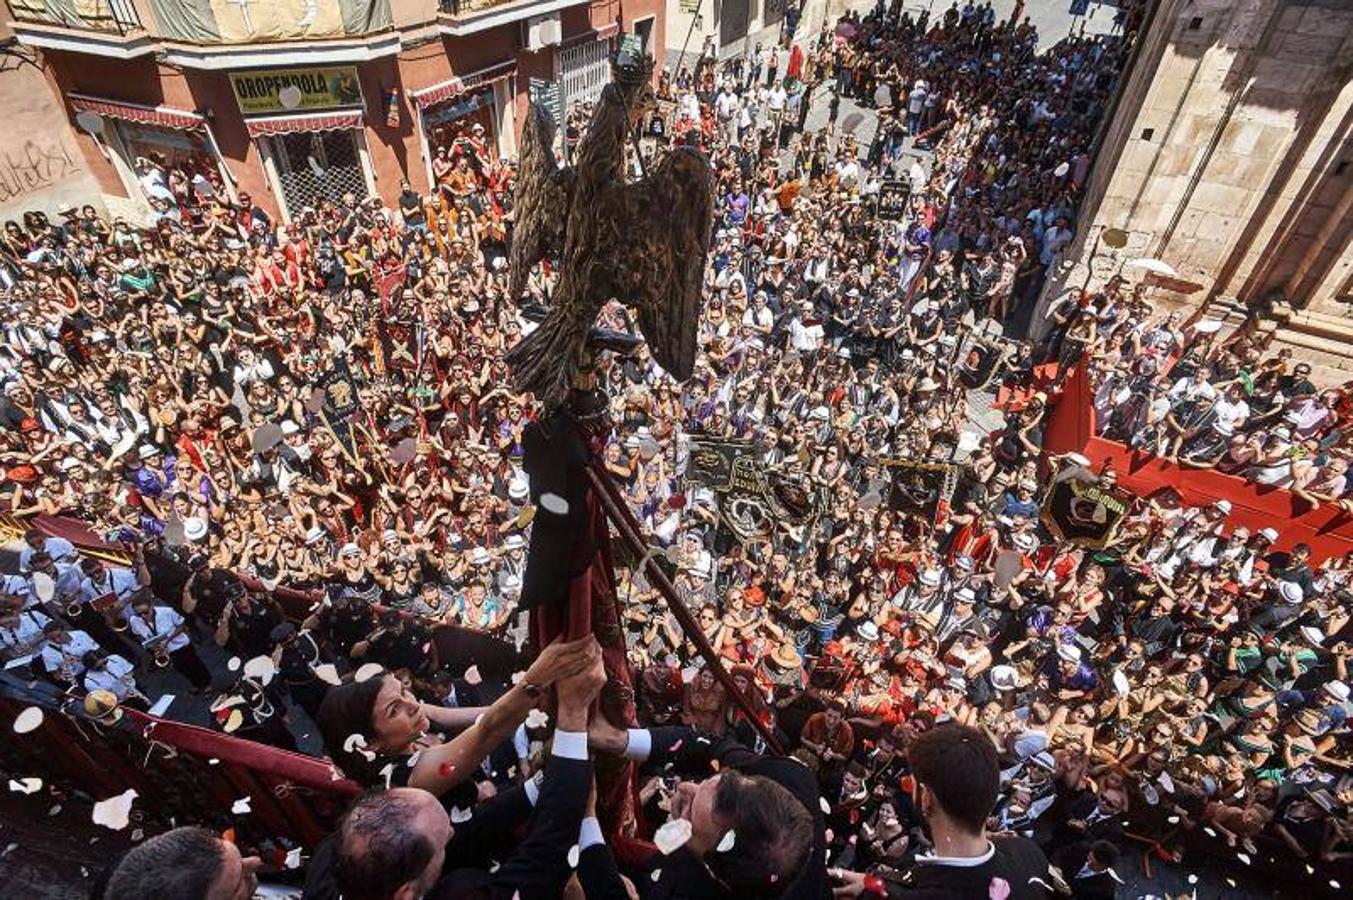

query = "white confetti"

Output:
[[650, 869, 662, 882], [244, 655, 277, 685], [227, 656, 241, 671], [1331, 880, 1342, 890], [130, 828, 143, 843], [1226, 878, 1236, 888], [354, 662, 384, 683], [511, 671, 525, 685], [1167, 815, 1180, 824], [568, 844, 580, 868], [716, 830, 736, 853], [8, 777, 42, 794], [525, 709, 550, 729], [1237, 852, 1251, 865], [654, 818, 693, 855], [92, 789, 138, 831], [1306, 865, 1315, 875], [819, 796, 832, 814], [48, 804, 62, 816], [490, 860, 501, 873], [1187, 874, 1198, 885], [313, 663, 342, 685], [208, 758, 220, 765], [1203, 826, 1216, 837], [344, 733, 376, 761], [451, 806, 474, 823], [13, 706, 44, 734], [232, 796, 252, 815], [464, 665, 483, 686], [285, 847, 303, 870], [380, 764, 395, 789], [540, 493, 569, 515]]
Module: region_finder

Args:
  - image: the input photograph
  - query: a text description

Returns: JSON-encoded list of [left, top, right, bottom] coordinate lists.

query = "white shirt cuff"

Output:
[[578, 816, 605, 850], [524, 773, 543, 806], [553, 729, 588, 761], [624, 728, 652, 762]]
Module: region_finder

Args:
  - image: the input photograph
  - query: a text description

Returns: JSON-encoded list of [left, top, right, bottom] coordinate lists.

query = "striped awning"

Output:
[[409, 60, 516, 111], [244, 110, 364, 137], [68, 94, 205, 131]]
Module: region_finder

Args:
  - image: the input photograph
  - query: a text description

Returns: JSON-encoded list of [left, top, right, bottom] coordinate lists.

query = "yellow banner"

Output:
[[230, 66, 364, 115], [210, 0, 345, 42]]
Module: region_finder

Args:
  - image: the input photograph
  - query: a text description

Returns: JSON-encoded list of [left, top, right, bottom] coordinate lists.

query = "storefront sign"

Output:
[[230, 67, 364, 116]]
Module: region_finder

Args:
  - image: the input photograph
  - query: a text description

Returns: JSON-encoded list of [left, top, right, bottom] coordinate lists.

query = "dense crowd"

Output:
[[2, 1, 1351, 898]]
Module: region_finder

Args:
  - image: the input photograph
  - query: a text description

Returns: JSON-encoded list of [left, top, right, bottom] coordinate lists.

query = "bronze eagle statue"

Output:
[[506, 45, 715, 407]]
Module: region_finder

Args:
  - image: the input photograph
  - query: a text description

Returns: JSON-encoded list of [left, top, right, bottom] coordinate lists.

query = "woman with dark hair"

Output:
[[316, 635, 595, 796]]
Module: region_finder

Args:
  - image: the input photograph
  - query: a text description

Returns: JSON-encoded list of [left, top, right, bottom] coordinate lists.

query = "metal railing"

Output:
[[6, 0, 142, 35], [438, 0, 524, 16]]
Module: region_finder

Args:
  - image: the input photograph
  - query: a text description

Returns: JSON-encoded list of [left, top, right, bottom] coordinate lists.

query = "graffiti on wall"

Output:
[[0, 138, 84, 204]]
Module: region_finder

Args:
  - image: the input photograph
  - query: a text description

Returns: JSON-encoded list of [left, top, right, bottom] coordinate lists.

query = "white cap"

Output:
[[1212, 499, 1232, 514], [1012, 532, 1036, 551], [137, 444, 161, 461], [1279, 581, 1304, 603], [183, 517, 208, 542], [504, 534, 526, 550], [1057, 643, 1082, 664], [919, 568, 942, 587], [305, 525, 327, 545], [857, 621, 880, 641], [1323, 680, 1350, 703], [339, 542, 362, 558], [1064, 452, 1090, 467], [509, 478, 529, 500], [1258, 527, 1279, 541], [470, 547, 491, 566]]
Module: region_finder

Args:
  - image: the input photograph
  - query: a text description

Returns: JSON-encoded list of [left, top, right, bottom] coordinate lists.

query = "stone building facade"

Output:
[[1036, 0, 1353, 375]]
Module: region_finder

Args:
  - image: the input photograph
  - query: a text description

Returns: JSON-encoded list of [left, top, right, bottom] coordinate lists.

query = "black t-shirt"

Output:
[[882, 836, 1054, 898], [399, 190, 426, 227]]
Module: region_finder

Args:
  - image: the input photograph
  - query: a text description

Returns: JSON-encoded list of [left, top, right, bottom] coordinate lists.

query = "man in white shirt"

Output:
[[742, 291, 775, 338], [38, 622, 99, 686], [788, 301, 824, 353], [714, 86, 740, 145], [17, 528, 77, 571], [907, 80, 928, 134]]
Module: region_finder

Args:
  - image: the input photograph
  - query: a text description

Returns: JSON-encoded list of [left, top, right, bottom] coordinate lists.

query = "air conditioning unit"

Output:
[[525, 13, 562, 51]]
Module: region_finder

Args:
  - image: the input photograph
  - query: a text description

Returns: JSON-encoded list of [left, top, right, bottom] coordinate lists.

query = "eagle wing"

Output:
[[508, 102, 576, 304], [618, 146, 715, 382]]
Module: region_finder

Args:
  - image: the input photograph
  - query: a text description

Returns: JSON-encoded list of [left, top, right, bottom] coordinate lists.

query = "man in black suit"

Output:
[[304, 644, 620, 900], [587, 718, 822, 898], [1051, 840, 1121, 900], [830, 722, 1054, 899]]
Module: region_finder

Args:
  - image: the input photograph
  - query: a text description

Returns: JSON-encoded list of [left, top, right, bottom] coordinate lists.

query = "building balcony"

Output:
[[436, 0, 589, 37], [7, 0, 142, 34], [5, 0, 401, 65]]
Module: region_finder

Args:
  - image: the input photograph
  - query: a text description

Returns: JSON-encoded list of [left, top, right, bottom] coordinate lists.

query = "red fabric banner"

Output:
[[1043, 361, 1353, 561]]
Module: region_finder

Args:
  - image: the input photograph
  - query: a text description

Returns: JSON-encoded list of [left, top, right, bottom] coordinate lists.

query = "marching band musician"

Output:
[[81, 648, 150, 710], [0, 593, 50, 664], [37, 621, 100, 688], [1, 550, 82, 614], [128, 593, 212, 691]]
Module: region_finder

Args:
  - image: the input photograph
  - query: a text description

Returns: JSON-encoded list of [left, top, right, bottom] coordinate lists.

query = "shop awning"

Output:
[[68, 93, 206, 131], [409, 60, 516, 111], [244, 110, 364, 138], [561, 22, 619, 48]]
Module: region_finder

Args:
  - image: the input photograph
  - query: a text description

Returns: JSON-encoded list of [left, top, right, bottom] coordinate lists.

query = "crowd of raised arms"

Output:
[[1, 2, 1350, 898]]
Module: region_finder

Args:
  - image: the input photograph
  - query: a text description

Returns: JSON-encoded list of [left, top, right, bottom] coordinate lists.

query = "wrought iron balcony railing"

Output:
[[7, 0, 143, 35]]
